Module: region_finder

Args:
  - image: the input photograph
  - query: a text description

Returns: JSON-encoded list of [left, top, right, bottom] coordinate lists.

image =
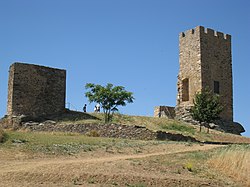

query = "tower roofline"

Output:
[[180, 26, 231, 40]]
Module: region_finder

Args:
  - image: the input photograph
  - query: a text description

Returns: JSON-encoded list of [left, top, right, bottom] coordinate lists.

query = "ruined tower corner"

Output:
[[154, 106, 175, 119], [6, 62, 66, 123]]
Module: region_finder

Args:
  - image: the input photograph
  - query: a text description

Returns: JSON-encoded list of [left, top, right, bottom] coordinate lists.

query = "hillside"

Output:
[[48, 111, 250, 144], [0, 130, 249, 186], [1, 110, 250, 144], [1, 112, 250, 186]]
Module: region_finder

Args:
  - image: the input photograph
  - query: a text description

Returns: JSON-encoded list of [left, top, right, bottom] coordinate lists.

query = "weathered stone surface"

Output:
[[176, 117, 244, 135], [174, 26, 244, 134], [7, 62, 66, 118], [176, 26, 233, 122], [154, 106, 175, 119], [23, 123, 156, 140]]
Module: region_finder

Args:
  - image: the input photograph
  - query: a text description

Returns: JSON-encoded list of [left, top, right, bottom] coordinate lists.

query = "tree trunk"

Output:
[[104, 110, 108, 123]]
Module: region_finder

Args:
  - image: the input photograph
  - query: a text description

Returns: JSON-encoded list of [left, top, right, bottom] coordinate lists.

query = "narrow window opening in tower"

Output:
[[182, 78, 189, 101], [214, 81, 220, 94]]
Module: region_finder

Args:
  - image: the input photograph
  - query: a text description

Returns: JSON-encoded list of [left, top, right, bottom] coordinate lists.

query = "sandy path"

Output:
[[0, 144, 225, 186], [0, 144, 222, 174]]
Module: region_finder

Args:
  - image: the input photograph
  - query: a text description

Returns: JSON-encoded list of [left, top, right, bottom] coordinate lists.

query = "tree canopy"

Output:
[[190, 89, 223, 132], [85, 83, 134, 123]]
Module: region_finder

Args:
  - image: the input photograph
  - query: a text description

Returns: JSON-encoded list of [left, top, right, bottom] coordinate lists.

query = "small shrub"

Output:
[[87, 177, 96, 184], [72, 177, 82, 185], [12, 139, 28, 144], [86, 130, 100, 137], [185, 162, 194, 172]]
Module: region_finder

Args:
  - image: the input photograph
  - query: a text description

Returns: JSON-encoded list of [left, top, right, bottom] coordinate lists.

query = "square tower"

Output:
[[175, 26, 233, 122], [7, 62, 66, 118]]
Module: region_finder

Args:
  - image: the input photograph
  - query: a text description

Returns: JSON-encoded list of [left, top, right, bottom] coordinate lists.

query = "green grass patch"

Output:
[[0, 127, 8, 143], [1, 130, 170, 155], [160, 122, 196, 135]]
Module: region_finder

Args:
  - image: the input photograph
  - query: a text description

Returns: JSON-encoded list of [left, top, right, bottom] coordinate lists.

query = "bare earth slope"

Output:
[[0, 143, 239, 187]]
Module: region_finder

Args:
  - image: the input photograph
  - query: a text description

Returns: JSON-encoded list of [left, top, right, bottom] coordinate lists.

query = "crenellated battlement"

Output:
[[180, 26, 231, 40]]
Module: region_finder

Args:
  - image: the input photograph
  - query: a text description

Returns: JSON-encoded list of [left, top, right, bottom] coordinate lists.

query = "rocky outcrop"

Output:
[[174, 116, 245, 135], [174, 105, 193, 122], [22, 122, 156, 140], [22, 121, 199, 142], [174, 104, 245, 135], [212, 120, 245, 135]]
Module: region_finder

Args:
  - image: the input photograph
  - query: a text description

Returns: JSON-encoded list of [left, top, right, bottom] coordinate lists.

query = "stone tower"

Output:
[[7, 62, 66, 118], [175, 26, 233, 122]]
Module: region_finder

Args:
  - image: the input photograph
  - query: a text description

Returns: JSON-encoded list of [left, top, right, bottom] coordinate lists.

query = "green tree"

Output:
[[190, 89, 223, 132], [85, 83, 134, 123]]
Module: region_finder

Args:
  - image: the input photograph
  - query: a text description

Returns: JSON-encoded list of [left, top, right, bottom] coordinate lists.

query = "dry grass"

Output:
[[0, 139, 227, 187], [0, 129, 245, 186], [208, 145, 250, 186]]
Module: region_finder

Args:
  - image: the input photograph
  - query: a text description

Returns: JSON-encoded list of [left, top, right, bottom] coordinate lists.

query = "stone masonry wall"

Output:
[[154, 106, 175, 119], [7, 63, 66, 118], [176, 26, 233, 122], [175, 26, 203, 120], [20, 121, 198, 142], [200, 27, 233, 121]]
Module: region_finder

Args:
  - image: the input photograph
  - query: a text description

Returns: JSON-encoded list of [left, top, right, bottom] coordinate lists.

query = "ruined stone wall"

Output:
[[154, 106, 175, 119], [175, 26, 203, 120], [176, 26, 233, 122], [7, 63, 66, 118]]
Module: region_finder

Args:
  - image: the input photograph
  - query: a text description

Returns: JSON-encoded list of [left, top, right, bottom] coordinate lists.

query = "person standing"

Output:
[[83, 104, 87, 113], [96, 103, 100, 112]]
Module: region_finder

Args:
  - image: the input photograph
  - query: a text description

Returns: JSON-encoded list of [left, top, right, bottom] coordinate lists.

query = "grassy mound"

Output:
[[2, 130, 171, 155], [56, 112, 250, 144]]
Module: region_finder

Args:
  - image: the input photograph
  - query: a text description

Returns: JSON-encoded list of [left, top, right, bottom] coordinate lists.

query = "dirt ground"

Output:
[[0, 143, 242, 187]]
